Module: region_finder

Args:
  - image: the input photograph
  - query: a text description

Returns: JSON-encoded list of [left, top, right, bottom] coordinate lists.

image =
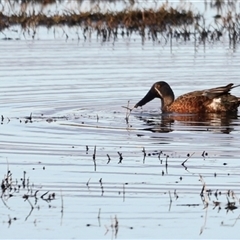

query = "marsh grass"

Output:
[[0, 1, 239, 44]]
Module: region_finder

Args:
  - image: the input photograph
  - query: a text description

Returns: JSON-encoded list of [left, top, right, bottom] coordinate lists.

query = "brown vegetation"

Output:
[[0, 0, 239, 44]]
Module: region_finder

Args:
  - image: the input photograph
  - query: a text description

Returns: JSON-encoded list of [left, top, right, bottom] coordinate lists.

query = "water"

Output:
[[1, 30, 240, 239]]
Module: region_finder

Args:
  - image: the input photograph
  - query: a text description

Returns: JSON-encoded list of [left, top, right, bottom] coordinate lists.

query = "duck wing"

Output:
[[202, 83, 240, 99]]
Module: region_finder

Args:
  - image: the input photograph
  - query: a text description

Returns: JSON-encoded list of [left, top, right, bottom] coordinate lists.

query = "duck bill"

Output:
[[134, 88, 158, 108]]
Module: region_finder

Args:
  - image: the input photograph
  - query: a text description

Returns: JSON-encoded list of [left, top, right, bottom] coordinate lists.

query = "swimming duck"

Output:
[[134, 81, 240, 113]]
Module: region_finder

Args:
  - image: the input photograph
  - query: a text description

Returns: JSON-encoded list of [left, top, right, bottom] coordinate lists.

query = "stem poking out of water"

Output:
[[142, 147, 146, 163], [93, 146, 97, 171], [181, 152, 195, 170], [165, 155, 169, 174], [114, 215, 119, 238], [86, 145, 89, 154], [122, 100, 133, 124], [99, 178, 104, 196], [117, 152, 123, 164], [106, 154, 111, 164], [158, 150, 162, 163]]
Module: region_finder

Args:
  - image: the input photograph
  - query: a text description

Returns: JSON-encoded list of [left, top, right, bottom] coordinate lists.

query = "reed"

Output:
[[1, 168, 57, 221], [0, 1, 194, 41], [1, 0, 240, 44]]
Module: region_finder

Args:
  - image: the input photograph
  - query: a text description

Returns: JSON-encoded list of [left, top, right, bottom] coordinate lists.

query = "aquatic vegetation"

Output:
[[1, 168, 59, 223], [0, 0, 239, 44], [0, 4, 194, 39]]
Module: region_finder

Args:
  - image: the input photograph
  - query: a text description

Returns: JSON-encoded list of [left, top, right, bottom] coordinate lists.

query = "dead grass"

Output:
[[0, 0, 239, 44]]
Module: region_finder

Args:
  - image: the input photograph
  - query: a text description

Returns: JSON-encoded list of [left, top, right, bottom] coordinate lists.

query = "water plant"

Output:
[[1, 0, 239, 45]]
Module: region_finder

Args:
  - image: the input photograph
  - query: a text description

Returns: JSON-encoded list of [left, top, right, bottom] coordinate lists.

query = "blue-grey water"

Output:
[[1, 2, 240, 239]]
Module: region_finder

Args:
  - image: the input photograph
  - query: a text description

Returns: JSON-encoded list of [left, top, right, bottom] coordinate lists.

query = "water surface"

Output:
[[0, 30, 240, 239]]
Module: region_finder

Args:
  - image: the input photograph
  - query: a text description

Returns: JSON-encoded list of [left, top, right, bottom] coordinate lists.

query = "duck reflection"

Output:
[[135, 112, 239, 134]]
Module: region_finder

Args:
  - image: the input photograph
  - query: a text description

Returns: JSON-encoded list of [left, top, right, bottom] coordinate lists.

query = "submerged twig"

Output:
[[122, 106, 133, 112], [123, 183, 125, 202], [168, 191, 172, 211], [200, 203, 208, 235], [231, 213, 240, 227], [86, 178, 91, 190], [60, 189, 64, 225], [23, 196, 34, 221], [98, 208, 101, 227], [122, 101, 133, 124], [199, 176, 209, 236], [1, 197, 11, 210]]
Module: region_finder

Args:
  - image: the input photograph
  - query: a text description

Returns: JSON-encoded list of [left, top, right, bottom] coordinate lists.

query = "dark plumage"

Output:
[[134, 81, 240, 113]]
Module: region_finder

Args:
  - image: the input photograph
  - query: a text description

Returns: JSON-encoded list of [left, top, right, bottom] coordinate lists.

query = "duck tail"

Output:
[[231, 83, 240, 90]]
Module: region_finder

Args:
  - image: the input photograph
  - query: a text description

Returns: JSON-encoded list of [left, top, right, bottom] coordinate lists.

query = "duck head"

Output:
[[134, 81, 175, 112]]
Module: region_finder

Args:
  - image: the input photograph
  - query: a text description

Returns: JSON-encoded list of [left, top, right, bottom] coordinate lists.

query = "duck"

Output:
[[134, 81, 240, 113]]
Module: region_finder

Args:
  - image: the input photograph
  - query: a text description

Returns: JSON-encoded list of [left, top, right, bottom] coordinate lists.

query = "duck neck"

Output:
[[161, 95, 174, 112]]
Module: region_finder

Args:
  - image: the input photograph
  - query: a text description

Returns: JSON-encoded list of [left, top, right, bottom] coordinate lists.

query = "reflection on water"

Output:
[[135, 112, 239, 134], [1, 26, 240, 239]]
